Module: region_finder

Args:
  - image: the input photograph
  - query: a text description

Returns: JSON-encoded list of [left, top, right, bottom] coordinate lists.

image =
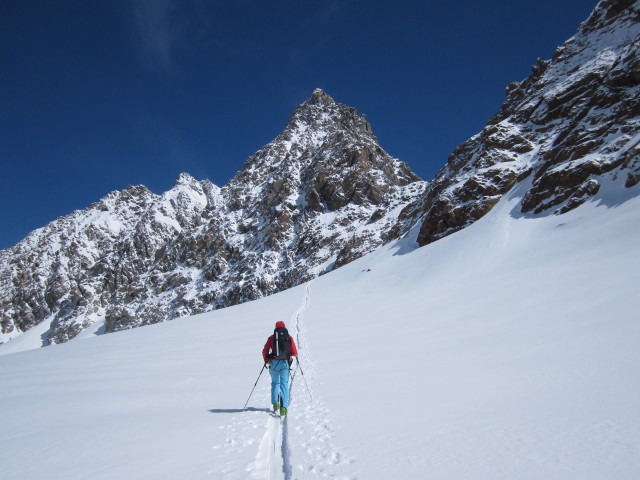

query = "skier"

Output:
[[262, 321, 298, 416]]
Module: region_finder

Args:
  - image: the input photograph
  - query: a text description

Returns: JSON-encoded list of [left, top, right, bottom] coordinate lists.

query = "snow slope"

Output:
[[1, 179, 639, 479]]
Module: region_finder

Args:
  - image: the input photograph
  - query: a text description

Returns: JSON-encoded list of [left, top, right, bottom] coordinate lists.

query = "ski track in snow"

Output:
[[248, 412, 286, 479], [286, 282, 357, 479], [213, 282, 356, 479]]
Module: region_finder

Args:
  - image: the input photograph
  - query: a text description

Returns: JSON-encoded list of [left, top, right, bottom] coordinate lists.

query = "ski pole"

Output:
[[295, 357, 313, 402], [288, 362, 299, 392], [243, 363, 267, 410]]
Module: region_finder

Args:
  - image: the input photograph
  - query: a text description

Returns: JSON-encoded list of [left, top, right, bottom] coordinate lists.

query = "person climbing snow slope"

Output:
[[262, 321, 298, 416]]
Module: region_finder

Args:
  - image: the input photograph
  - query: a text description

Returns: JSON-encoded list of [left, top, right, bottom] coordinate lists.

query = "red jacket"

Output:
[[262, 334, 298, 363]]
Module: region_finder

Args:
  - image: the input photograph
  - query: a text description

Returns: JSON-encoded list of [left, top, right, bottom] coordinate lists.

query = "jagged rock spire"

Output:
[[308, 88, 335, 106]]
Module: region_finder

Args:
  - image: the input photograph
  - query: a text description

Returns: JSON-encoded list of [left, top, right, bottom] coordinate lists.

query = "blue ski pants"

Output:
[[269, 360, 290, 408]]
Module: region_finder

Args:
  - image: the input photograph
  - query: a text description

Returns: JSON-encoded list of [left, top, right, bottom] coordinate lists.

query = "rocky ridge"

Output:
[[0, 89, 426, 345], [404, 0, 640, 246]]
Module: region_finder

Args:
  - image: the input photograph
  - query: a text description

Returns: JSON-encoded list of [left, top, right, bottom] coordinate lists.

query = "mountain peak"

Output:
[[308, 88, 335, 106], [281, 88, 375, 144], [173, 172, 198, 188]]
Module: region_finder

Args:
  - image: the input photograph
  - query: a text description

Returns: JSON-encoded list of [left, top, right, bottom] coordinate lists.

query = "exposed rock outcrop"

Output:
[[410, 0, 640, 246]]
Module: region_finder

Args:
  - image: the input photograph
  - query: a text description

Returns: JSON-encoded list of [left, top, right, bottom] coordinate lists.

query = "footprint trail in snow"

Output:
[[214, 283, 356, 479], [283, 282, 357, 479]]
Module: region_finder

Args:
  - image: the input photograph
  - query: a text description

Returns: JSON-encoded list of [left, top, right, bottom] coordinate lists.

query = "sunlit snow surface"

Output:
[[1, 179, 639, 479]]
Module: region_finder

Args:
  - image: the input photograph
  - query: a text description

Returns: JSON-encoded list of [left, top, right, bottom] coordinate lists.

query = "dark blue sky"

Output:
[[1, 0, 597, 250]]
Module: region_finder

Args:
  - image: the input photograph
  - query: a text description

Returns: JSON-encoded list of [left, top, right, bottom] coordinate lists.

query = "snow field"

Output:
[[301, 179, 640, 479], [1, 180, 639, 479]]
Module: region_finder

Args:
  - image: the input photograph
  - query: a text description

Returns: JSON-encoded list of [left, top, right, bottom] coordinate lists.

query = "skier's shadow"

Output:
[[208, 407, 271, 414]]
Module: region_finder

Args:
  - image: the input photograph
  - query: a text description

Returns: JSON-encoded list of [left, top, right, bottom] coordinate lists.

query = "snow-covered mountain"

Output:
[[1, 0, 639, 349], [404, 0, 640, 245], [0, 89, 425, 346]]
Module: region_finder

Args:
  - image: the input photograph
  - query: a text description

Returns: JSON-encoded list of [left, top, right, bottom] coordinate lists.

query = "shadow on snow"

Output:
[[208, 407, 271, 414]]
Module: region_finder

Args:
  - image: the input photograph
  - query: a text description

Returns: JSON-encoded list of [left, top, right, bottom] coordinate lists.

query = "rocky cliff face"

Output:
[[408, 0, 639, 246], [0, 89, 426, 345]]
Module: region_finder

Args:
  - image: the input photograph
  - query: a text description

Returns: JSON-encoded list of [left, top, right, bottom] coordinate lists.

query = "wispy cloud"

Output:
[[127, 0, 179, 70]]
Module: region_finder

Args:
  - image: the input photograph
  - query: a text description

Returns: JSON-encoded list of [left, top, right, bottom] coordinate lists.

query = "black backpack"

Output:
[[273, 326, 292, 360]]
